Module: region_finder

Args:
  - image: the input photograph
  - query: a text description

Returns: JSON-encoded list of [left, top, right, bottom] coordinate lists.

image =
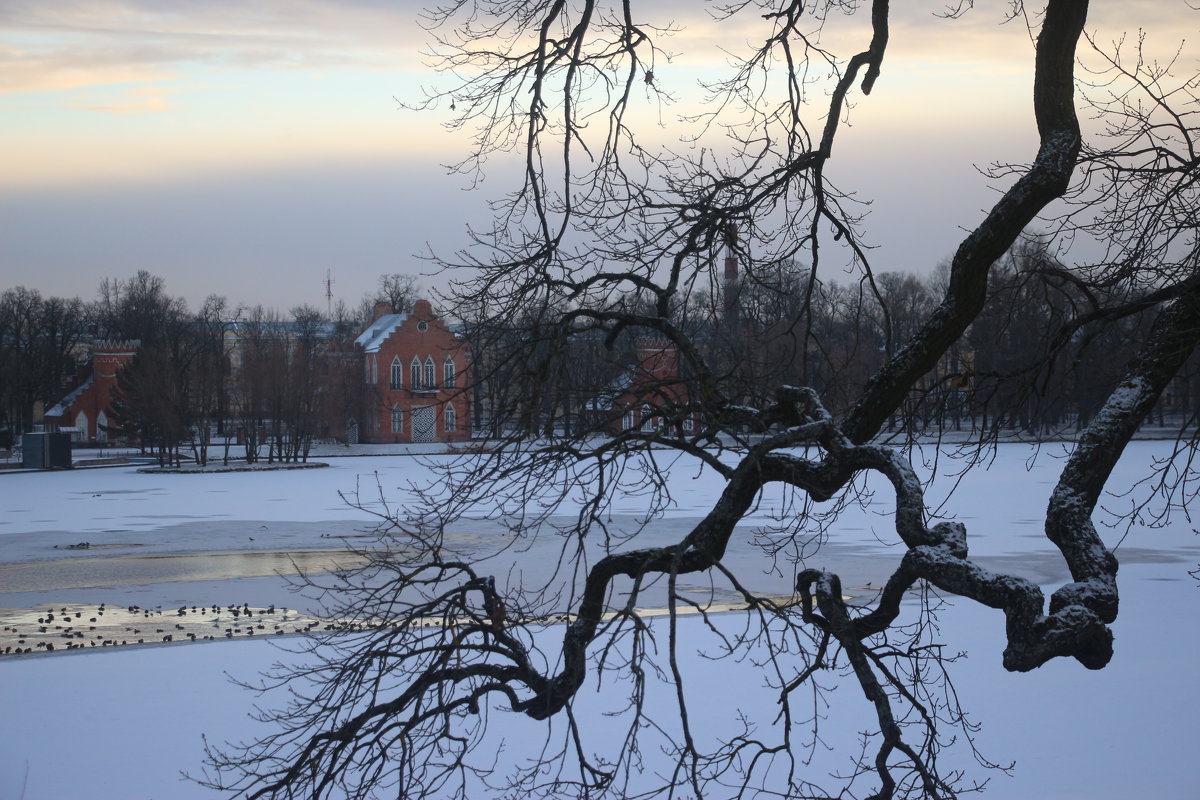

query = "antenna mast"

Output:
[[324, 269, 334, 317]]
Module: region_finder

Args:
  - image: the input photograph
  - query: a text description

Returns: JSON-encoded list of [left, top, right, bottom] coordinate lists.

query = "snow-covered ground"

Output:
[[0, 442, 1197, 798]]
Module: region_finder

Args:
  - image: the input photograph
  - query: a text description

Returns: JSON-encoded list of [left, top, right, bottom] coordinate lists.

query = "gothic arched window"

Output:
[[410, 356, 422, 390]]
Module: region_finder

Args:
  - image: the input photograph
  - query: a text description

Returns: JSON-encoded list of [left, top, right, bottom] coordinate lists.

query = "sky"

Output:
[[1, 1, 1196, 312]]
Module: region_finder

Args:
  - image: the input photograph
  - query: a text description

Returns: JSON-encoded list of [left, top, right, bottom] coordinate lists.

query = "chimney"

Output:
[[373, 300, 394, 321], [723, 222, 739, 324], [412, 299, 434, 319]]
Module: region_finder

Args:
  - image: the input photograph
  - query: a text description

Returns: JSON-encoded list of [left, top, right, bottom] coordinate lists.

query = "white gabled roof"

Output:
[[354, 313, 409, 353], [46, 375, 94, 418], [581, 370, 635, 411]]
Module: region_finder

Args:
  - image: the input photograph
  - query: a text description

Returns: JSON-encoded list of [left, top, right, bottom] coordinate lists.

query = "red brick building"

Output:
[[43, 340, 138, 444], [591, 338, 694, 435], [39, 300, 474, 449], [355, 299, 471, 443]]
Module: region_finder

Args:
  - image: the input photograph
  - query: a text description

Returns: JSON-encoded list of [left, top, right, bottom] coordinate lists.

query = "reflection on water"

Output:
[[0, 549, 369, 594]]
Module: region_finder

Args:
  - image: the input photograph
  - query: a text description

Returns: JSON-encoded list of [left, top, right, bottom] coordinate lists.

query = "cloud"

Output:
[[0, 45, 172, 93], [0, 0, 429, 95], [64, 85, 175, 115]]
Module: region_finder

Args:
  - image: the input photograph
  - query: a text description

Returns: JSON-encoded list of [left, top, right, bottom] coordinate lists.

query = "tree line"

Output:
[[468, 237, 1200, 444], [0, 271, 419, 465], [6, 241, 1200, 464]]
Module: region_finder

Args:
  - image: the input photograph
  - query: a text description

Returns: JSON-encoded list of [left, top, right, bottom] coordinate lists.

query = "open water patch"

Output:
[[0, 549, 371, 594]]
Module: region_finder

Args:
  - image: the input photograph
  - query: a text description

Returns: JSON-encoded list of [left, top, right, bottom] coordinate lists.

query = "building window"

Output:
[[391, 405, 403, 433], [371, 356, 379, 385], [682, 414, 694, 433], [410, 356, 422, 390], [622, 409, 634, 430], [641, 404, 655, 432], [390, 357, 403, 390], [443, 404, 456, 432], [444, 356, 456, 389], [424, 356, 436, 389], [96, 411, 109, 442], [75, 411, 89, 442]]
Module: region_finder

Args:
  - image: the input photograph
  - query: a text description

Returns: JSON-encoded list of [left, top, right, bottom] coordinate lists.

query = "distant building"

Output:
[[355, 299, 471, 443], [37, 299, 474, 450], [42, 340, 138, 444], [588, 338, 694, 435]]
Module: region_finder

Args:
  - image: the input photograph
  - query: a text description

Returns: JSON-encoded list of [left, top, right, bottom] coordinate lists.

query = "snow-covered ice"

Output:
[[0, 442, 1197, 798]]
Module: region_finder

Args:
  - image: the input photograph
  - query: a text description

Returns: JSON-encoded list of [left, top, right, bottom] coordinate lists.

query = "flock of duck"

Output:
[[0, 602, 340, 656], [2, 592, 656, 657]]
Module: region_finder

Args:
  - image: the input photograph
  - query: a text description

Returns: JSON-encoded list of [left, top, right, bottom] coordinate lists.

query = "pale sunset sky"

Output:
[[1, 1, 1195, 311]]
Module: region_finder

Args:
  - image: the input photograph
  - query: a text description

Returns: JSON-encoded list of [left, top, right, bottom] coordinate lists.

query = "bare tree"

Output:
[[357, 273, 423, 321], [100, 274, 203, 465], [0, 287, 87, 442], [107, 342, 192, 466], [189, 295, 234, 466], [95, 270, 189, 344], [202, 3, 1200, 799]]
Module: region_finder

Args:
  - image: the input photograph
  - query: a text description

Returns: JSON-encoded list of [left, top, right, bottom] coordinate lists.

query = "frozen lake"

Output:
[[0, 443, 1197, 798]]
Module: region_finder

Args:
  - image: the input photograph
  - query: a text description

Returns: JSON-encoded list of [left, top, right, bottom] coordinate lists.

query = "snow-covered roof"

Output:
[[582, 371, 635, 411], [45, 375, 93, 418], [355, 313, 409, 353]]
